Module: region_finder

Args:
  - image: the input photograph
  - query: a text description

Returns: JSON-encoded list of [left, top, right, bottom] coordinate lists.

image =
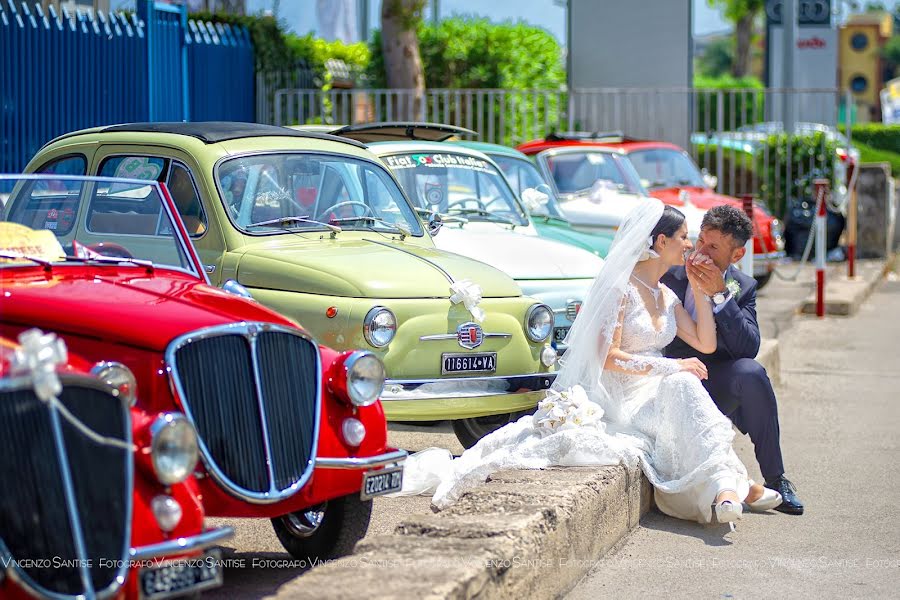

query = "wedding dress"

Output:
[[397, 201, 749, 524]]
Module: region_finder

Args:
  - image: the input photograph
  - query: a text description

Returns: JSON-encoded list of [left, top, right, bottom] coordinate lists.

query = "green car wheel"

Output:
[[452, 409, 536, 449]]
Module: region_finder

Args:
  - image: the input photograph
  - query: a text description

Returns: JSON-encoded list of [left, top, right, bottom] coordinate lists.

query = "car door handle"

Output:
[[204, 264, 216, 274]]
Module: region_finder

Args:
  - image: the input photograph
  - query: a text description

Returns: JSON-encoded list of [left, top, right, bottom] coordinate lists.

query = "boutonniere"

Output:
[[725, 278, 741, 297]]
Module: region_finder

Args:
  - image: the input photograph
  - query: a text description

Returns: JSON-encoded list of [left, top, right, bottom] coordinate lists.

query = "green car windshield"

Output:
[[217, 153, 424, 236], [384, 152, 529, 226], [490, 155, 566, 220]]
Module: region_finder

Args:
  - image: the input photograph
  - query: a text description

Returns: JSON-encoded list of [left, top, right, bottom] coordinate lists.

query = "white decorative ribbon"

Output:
[[10, 329, 134, 451], [638, 236, 661, 262], [449, 279, 485, 322], [533, 385, 604, 435], [520, 188, 550, 213]]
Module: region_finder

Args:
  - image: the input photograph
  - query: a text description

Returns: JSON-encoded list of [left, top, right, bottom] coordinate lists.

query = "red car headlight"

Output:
[[329, 351, 386, 407]]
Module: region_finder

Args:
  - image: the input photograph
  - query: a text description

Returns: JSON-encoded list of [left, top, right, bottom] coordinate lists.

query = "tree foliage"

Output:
[[367, 17, 565, 90], [696, 37, 735, 78]]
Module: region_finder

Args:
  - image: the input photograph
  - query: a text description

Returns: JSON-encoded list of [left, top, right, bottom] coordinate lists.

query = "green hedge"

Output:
[[854, 140, 900, 173], [693, 75, 765, 132], [839, 123, 900, 154], [756, 132, 839, 220]]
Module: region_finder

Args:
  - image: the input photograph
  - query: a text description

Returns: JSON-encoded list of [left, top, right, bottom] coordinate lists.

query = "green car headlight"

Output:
[[525, 304, 554, 342], [364, 306, 397, 348]]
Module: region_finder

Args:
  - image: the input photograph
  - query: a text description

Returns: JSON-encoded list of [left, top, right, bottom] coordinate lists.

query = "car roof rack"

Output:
[[544, 130, 635, 142], [45, 121, 367, 149]]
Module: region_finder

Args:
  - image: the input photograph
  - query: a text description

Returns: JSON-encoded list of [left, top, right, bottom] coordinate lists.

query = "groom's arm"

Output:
[[713, 284, 761, 359]]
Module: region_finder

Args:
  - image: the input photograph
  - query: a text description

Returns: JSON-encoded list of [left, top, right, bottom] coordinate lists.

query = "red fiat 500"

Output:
[[518, 134, 786, 287], [0, 174, 405, 569], [0, 328, 233, 599]]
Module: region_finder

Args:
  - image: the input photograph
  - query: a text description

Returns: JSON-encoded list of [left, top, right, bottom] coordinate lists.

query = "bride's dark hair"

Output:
[[650, 205, 686, 246]]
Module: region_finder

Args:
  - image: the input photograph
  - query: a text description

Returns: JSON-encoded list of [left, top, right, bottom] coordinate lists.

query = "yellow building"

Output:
[[839, 12, 894, 122]]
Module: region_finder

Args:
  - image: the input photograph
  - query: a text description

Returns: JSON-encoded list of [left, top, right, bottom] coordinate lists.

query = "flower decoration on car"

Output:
[[449, 279, 485, 322], [10, 328, 134, 451]]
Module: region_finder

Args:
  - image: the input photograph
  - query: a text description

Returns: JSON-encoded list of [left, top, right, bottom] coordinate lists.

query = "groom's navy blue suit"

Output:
[[662, 264, 785, 482]]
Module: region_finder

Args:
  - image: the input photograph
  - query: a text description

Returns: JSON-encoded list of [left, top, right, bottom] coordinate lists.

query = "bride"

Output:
[[399, 200, 781, 527]]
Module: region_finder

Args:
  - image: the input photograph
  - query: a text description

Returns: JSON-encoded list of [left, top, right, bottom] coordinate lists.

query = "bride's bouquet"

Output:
[[532, 385, 604, 435]]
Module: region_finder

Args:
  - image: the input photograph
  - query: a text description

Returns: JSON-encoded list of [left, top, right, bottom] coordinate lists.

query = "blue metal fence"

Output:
[[0, 0, 254, 174]]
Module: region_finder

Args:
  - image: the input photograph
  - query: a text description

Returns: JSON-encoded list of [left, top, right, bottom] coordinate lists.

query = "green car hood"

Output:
[[234, 237, 522, 299], [533, 219, 613, 257]]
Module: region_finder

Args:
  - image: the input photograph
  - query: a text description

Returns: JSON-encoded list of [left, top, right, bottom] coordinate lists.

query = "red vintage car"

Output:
[[0, 328, 233, 599], [0, 174, 405, 569], [518, 134, 786, 287]]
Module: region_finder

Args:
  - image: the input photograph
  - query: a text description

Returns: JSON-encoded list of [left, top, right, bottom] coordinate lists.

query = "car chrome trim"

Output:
[[0, 374, 134, 600], [129, 527, 235, 561], [419, 332, 512, 341], [362, 238, 455, 283], [363, 306, 396, 348], [380, 373, 556, 401], [315, 449, 408, 470], [525, 303, 554, 342], [165, 322, 323, 504]]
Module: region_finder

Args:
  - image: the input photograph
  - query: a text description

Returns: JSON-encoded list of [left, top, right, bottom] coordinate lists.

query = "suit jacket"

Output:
[[661, 265, 761, 363]]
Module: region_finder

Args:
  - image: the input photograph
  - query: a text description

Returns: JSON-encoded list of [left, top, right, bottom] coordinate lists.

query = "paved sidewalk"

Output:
[[567, 263, 900, 599]]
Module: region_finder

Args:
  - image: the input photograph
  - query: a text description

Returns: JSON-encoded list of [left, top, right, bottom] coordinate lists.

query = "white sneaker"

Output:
[[745, 487, 783, 512]]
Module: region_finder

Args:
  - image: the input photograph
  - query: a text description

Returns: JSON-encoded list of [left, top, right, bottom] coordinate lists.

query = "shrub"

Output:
[[756, 132, 839, 220], [840, 123, 900, 154]]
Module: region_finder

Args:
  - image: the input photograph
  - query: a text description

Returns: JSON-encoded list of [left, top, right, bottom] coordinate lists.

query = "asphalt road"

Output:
[[568, 270, 900, 599]]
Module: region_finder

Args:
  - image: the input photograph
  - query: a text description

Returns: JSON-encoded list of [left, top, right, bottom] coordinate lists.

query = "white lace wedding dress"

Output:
[[398, 279, 750, 524]]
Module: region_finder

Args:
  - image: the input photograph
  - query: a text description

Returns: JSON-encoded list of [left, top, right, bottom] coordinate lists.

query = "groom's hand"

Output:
[[687, 253, 726, 296], [676, 358, 708, 380]]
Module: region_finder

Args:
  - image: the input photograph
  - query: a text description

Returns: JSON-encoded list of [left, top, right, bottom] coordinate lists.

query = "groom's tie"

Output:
[[684, 280, 697, 320]]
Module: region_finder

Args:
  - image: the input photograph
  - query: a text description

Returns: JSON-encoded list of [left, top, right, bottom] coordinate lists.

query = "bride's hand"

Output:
[[677, 357, 708, 380]]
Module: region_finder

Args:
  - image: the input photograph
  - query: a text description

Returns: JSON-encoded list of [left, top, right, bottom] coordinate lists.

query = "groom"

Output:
[[662, 205, 804, 515]]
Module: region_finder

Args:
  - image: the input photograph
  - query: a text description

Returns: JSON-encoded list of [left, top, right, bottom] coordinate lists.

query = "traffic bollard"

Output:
[[813, 179, 830, 318], [740, 194, 755, 277]]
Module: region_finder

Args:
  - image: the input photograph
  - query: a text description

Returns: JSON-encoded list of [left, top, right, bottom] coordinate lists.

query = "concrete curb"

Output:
[[267, 466, 652, 600], [756, 338, 780, 387], [799, 259, 889, 316]]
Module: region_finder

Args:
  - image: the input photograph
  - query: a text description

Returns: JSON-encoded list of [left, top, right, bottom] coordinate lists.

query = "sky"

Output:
[[239, 0, 737, 42]]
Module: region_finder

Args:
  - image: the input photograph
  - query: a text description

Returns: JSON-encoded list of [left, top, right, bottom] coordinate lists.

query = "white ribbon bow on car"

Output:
[[449, 279, 486, 322], [521, 188, 550, 213], [10, 329, 134, 451]]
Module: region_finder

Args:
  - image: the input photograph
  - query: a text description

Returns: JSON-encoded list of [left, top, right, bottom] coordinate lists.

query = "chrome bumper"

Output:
[[130, 527, 235, 561], [315, 448, 408, 470], [380, 373, 556, 401]]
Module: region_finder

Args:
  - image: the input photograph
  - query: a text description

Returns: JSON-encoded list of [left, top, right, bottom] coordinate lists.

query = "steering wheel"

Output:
[[447, 197, 487, 212], [87, 242, 134, 259], [482, 197, 510, 212], [315, 201, 373, 221]]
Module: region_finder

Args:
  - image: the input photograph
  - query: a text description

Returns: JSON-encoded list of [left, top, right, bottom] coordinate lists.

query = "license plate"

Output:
[[361, 466, 404, 500], [139, 549, 223, 600], [441, 352, 497, 375], [553, 326, 570, 343]]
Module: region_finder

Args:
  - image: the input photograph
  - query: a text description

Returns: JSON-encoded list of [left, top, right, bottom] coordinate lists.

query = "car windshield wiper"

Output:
[[246, 216, 342, 234], [446, 208, 518, 228], [62, 255, 155, 270], [328, 216, 412, 238], [0, 252, 54, 269], [412, 206, 469, 224]]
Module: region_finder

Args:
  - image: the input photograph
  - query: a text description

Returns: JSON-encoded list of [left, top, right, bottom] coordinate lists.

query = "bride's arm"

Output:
[[604, 301, 687, 377], [673, 271, 718, 354]]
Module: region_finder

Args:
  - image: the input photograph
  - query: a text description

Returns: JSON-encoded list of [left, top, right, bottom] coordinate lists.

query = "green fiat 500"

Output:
[[24, 122, 558, 447]]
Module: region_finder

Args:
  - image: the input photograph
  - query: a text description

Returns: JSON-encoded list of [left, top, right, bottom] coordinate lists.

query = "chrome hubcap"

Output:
[[283, 502, 327, 538]]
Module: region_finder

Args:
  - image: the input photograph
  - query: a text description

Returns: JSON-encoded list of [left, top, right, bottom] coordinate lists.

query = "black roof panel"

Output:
[[47, 121, 367, 148]]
